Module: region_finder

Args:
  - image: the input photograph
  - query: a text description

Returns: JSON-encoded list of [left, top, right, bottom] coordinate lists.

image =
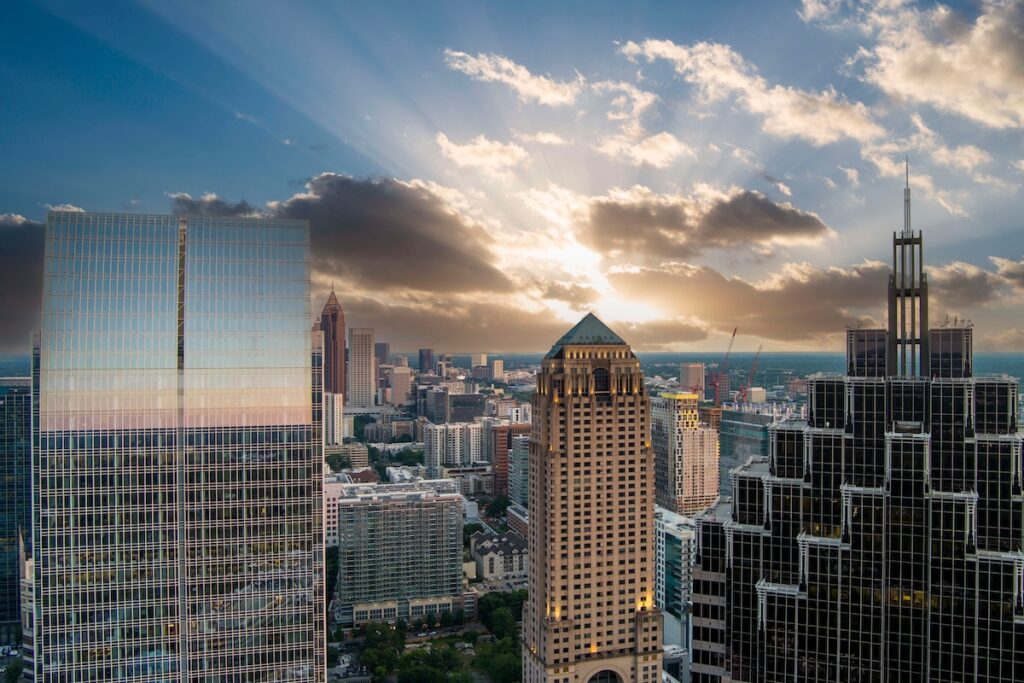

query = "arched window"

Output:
[[588, 671, 623, 683]]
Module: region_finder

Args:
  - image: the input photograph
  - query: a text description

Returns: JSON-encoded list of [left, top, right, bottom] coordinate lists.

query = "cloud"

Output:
[[547, 184, 834, 260], [991, 256, 1024, 289], [234, 111, 259, 124], [608, 260, 889, 342], [1014, 160, 1024, 173], [443, 49, 584, 106], [268, 173, 513, 294], [541, 281, 600, 306], [167, 191, 261, 217], [435, 132, 529, 178], [909, 114, 991, 172], [596, 130, 694, 168], [43, 203, 84, 212], [928, 261, 1007, 308], [622, 38, 885, 145], [0, 214, 44, 353], [838, 165, 860, 185], [798, 0, 843, 23], [731, 146, 758, 166], [762, 172, 792, 196], [825, 177, 838, 189], [850, 1, 1024, 129], [515, 131, 569, 145], [984, 327, 1024, 352]]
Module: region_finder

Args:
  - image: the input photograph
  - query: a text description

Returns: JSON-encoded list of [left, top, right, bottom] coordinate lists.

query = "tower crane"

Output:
[[738, 345, 763, 403], [712, 327, 738, 407]]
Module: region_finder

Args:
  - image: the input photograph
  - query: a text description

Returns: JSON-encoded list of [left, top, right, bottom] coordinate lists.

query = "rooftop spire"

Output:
[[904, 156, 911, 236]]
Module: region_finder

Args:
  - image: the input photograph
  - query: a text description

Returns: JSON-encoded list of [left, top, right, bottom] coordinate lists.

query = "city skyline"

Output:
[[3, 0, 1024, 355]]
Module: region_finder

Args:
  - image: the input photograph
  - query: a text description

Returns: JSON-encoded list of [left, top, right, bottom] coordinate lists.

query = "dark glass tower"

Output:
[[0, 377, 31, 646], [691, 183, 1023, 682], [320, 289, 346, 397]]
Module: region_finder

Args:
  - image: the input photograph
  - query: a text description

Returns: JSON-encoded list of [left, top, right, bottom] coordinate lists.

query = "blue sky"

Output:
[[2, 0, 1023, 353]]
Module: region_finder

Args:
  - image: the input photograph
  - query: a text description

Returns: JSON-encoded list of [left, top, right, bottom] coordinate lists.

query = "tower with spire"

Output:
[[319, 287, 346, 399]]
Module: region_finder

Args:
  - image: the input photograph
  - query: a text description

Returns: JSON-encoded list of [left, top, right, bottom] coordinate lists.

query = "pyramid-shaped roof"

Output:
[[546, 313, 627, 358], [321, 289, 342, 313]]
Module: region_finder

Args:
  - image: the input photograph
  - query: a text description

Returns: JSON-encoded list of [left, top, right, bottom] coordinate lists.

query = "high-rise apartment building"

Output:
[[508, 434, 530, 508], [491, 359, 505, 381], [320, 288, 346, 398], [332, 480, 463, 627], [419, 348, 434, 375], [348, 327, 376, 408], [655, 508, 696, 650], [690, 185, 1024, 682], [0, 377, 31, 646], [387, 365, 413, 406], [523, 313, 662, 683], [483, 420, 531, 496], [423, 421, 484, 477], [33, 211, 325, 681], [680, 362, 705, 395], [652, 392, 720, 516]]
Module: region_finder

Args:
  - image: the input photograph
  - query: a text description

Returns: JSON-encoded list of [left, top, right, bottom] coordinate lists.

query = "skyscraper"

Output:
[[652, 392, 720, 515], [348, 327, 376, 408], [523, 313, 662, 683], [679, 362, 705, 395], [690, 183, 1024, 682], [375, 342, 391, 367], [33, 211, 324, 681], [320, 288, 346, 398], [419, 348, 434, 375], [0, 377, 31, 646]]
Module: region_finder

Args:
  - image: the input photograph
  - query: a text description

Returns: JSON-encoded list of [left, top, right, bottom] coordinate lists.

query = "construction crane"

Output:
[[712, 327, 738, 406], [738, 345, 763, 403]]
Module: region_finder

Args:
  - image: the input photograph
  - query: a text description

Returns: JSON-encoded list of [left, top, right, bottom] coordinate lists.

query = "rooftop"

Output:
[[546, 312, 628, 358]]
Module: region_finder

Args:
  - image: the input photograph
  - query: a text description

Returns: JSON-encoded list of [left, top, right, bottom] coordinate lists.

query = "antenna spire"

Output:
[[903, 156, 911, 235]]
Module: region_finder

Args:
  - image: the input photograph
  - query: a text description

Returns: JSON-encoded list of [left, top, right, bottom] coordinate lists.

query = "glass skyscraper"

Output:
[[33, 211, 325, 681], [690, 189, 1024, 681], [0, 376, 31, 646]]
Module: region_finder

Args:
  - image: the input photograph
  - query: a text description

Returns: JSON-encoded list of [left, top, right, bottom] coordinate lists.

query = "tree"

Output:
[[486, 494, 511, 518], [487, 607, 517, 640], [4, 658, 24, 683], [325, 452, 350, 473], [463, 522, 484, 548], [397, 665, 446, 683]]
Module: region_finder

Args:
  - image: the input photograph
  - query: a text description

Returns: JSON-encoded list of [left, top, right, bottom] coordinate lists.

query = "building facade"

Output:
[[423, 421, 483, 477], [33, 211, 325, 681], [523, 313, 662, 683], [653, 392, 720, 516], [680, 363, 705, 396], [0, 377, 31, 646], [717, 408, 774, 497], [332, 481, 463, 627], [690, 191, 1024, 682], [509, 434, 530, 508], [485, 420, 531, 496], [319, 289, 346, 399], [491, 359, 505, 381], [655, 508, 696, 652], [348, 327, 376, 408], [418, 348, 434, 375], [471, 531, 528, 581]]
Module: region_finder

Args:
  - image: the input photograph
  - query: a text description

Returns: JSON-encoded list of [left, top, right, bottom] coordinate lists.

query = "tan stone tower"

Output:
[[523, 313, 663, 683]]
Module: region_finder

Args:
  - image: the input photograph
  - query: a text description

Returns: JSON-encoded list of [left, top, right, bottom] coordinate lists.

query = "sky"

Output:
[[1, 0, 1023, 354]]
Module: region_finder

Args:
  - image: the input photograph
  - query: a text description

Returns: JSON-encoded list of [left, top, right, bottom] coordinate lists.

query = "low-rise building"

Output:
[[440, 464, 493, 497], [470, 531, 528, 581], [507, 504, 529, 538]]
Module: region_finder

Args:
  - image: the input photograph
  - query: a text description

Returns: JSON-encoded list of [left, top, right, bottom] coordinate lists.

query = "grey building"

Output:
[[418, 348, 434, 374], [0, 377, 31, 646], [32, 211, 325, 681], [332, 482, 463, 627], [718, 409, 773, 496], [691, 189, 1024, 682], [508, 434, 530, 508]]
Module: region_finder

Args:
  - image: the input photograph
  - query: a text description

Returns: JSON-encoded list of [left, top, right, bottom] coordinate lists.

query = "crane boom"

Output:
[[738, 344, 763, 402], [713, 327, 738, 406]]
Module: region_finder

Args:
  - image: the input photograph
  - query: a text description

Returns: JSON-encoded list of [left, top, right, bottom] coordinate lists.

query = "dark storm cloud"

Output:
[[270, 173, 513, 293], [585, 189, 831, 259], [0, 215, 44, 354], [167, 192, 261, 217]]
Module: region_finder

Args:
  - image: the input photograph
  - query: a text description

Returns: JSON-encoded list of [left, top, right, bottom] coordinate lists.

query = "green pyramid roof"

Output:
[[546, 313, 627, 358]]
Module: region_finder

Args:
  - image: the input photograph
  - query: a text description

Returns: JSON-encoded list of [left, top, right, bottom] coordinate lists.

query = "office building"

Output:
[[680, 362, 705, 395], [508, 434, 530, 508], [440, 464, 494, 497], [0, 377, 31, 646], [690, 185, 1024, 682], [418, 348, 434, 375], [655, 508, 696, 651], [320, 288, 346, 399], [717, 407, 774, 497], [653, 392, 720, 516], [523, 313, 662, 683], [324, 391, 347, 445], [387, 365, 413, 406], [33, 211, 325, 681], [332, 481, 463, 627], [746, 386, 766, 403], [471, 353, 488, 369], [491, 359, 505, 381], [423, 421, 483, 477], [508, 504, 529, 538], [374, 342, 390, 366], [435, 353, 452, 378], [348, 327, 376, 407]]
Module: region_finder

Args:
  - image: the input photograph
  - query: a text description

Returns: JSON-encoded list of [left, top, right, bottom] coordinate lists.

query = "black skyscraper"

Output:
[[691, 181, 1023, 682]]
